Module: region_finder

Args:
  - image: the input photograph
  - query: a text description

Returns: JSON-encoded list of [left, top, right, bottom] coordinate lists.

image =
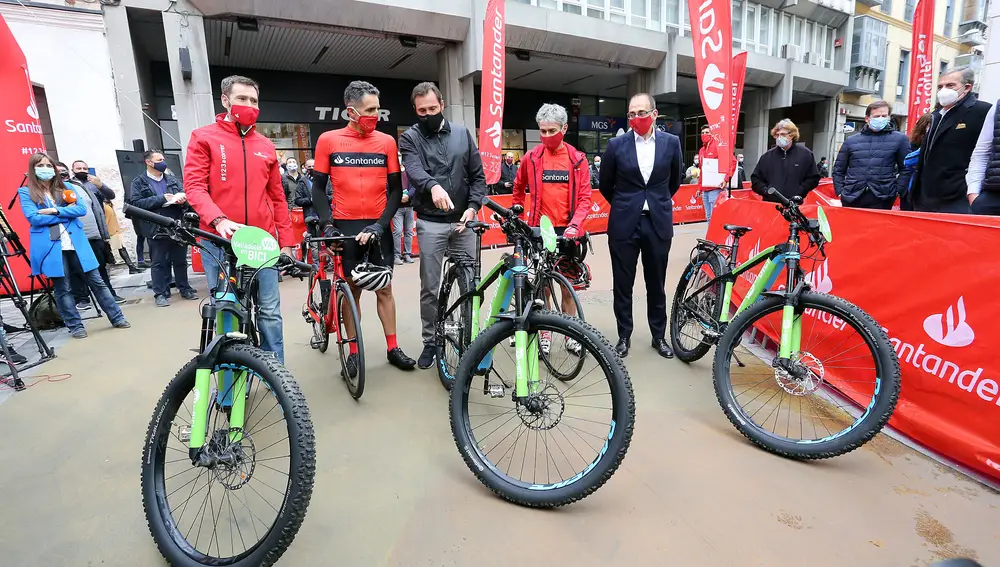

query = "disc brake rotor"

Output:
[[774, 351, 825, 396], [515, 382, 565, 430]]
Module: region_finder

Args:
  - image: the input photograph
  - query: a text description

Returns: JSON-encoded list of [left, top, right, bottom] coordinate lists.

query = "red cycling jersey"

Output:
[[313, 127, 400, 220]]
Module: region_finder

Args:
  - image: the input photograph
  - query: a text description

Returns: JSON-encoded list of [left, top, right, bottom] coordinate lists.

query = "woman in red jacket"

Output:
[[513, 103, 593, 355]]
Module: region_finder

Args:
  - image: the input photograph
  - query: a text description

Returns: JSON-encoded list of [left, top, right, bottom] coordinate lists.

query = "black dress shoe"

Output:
[[615, 337, 630, 358], [652, 338, 674, 359]]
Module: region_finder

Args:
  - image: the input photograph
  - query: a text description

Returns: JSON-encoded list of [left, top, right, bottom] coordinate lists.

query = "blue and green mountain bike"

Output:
[[448, 198, 635, 508], [668, 189, 900, 460]]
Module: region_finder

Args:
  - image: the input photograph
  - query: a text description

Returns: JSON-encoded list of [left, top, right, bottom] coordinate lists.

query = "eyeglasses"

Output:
[[626, 110, 654, 119]]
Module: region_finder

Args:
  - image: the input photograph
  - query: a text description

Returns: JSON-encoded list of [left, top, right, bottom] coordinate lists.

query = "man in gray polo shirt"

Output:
[[67, 160, 125, 305], [398, 82, 488, 369]]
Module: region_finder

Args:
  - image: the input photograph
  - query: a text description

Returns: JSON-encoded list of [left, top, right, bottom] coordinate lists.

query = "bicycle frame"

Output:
[[684, 221, 807, 361]]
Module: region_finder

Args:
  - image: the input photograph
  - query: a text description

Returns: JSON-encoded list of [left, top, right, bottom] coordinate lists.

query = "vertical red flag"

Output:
[[478, 0, 506, 185], [0, 14, 46, 291], [907, 0, 935, 133], [730, 51, 748, 150], [687, 0, 732, 175]]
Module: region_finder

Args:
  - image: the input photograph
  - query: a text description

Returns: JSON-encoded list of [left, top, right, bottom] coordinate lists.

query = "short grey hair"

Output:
[[344, 80, 380, 107], [535, 103, 568, 127], [942, 65, 976, 86], [221, 75, 259, 96]]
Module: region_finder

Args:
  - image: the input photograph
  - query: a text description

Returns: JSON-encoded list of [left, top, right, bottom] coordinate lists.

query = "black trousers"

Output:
[[70, 239, 115, 302], [843, 191, 895, 210], [971, 192, 1000, 215], [609, 214, 671, 341], [149, 238, 193, 296]]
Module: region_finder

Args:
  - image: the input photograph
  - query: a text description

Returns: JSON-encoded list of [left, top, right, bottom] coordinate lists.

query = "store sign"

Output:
[[314, 106, 391, 122], [579, 115, 622, 132]]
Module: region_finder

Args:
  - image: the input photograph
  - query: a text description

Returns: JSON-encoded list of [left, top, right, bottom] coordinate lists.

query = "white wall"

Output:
[[1, 3, 122, 170]]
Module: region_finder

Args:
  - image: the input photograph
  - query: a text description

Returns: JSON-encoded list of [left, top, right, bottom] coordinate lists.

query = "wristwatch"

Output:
[[209, 216, 227, 228]]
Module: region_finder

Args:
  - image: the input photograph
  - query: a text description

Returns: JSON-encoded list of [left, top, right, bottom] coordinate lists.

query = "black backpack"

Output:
[[29, 291, 63, 330]]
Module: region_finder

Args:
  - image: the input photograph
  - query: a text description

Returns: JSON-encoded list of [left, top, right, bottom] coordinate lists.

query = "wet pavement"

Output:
[[0, 225, 996, 567]]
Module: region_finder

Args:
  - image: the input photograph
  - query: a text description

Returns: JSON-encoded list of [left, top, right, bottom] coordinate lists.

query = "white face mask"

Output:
[[937, 87, 962, 108], [776, 136, 792, 149], [286, 163, 298, 172]]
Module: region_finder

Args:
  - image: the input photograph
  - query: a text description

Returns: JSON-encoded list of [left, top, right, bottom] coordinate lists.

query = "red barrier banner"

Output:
[[687, 0, 732, 176], [707, 197, 1000, 482], [0, 14, 45, 292], [730, 51, 748, 150], [477, 0, 506, 184], [907, 0, 935, 132]]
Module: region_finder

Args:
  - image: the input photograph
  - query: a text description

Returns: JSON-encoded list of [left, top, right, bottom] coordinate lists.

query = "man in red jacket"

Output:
[[513, 103, 593, 355], [694, 125, 737, 222], [185, 75, 295, 363]]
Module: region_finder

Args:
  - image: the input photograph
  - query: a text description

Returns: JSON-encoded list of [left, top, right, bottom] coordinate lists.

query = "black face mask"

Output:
[[418, 112, 444, 135], [74, 171, 89, 182], [59, 171, 70, 181]]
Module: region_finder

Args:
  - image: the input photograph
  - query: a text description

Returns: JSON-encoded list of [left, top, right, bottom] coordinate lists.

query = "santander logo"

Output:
[[701, 64, 726, 110], [27, 101, 38, 120], [923, 297, 975, 348], [739, 239, 761, 285], [485, 121, 502, 148], [804, 259, 833, 294], [591, 202, 600, 213]]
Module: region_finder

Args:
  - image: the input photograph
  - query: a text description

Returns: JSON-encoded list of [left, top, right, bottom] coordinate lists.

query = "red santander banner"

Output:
[[708, 194, 1000, 482], [0, 14, 46, 293], [477, 0, 506, 185], [730, 51, 748, 150], [907, 0, 935, 132], [687, 0, 732, 175]]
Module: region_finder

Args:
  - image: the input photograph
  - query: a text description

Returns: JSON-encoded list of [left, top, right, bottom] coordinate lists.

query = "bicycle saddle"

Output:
[[723, 224, 753, 236]]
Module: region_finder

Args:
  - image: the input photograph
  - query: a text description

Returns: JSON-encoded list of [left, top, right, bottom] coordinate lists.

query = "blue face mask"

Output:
[[35, 166, 55, 181], [869, 116, 890, 132]]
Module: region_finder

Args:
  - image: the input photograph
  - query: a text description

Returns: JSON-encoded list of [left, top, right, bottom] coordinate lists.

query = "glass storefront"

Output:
[[258, 123, 312, 163]]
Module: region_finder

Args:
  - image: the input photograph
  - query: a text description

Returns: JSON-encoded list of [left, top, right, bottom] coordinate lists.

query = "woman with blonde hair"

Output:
[[18, 152, 130, 339], [750, 118, 821, 203]]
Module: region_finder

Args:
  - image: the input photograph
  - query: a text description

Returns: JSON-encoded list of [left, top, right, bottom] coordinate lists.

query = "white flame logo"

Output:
[[739, 240, 761, 285], [923, 297, 975, 348], [333, 155, 344, 165], [724, 232, 735, 247], [804, 259, 833, 294], [700, 64, 727, 111], [485, 121, 502, 148], [591, 203, 600, 212], [27, 102, 38, 120]]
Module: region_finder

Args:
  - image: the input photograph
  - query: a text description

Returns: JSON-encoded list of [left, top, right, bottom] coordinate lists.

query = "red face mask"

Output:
[[629, 114, 654, 136], [351, 109, 379, 135], [229, 104, 259, 128], [541, 131, 564, 151], [701, 133, 712, 144]]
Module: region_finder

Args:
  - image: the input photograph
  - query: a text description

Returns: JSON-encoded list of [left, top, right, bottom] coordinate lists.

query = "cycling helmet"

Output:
[[555, 236, 592, 290], [351, 262, 393, 291]]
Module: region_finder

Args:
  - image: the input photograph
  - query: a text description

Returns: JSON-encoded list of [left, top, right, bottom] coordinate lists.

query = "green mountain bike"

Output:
[[668, 189, 900, 460], [449, 198, 634, 508], [126, 205, 316, 567]]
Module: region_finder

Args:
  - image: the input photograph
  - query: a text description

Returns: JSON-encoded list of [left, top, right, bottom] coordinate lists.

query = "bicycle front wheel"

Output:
[[670, 251, 725, 363], [141, 344, 316, 567], [450, 310, 635, 508], [436, 262, 473, 391], [335, 281, 365, 399], [713, 291, 900, 459]]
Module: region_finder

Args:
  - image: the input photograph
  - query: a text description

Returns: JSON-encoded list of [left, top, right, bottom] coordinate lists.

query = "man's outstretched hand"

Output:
[[216, 219, 243, 239]]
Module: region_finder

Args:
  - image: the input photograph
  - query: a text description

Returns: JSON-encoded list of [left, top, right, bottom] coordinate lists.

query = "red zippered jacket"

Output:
[[512, 142, 592, 229], [184, 113, 295, 247], [697, 140, 737, 189]]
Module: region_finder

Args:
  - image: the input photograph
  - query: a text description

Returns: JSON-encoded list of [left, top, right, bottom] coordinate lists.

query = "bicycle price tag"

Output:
[[539, 216, 558, 253], [230, 226, 281, 269]]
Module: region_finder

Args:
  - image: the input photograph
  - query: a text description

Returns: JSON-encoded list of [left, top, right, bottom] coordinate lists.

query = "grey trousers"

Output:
[[392, 207, 415, 258], [416, 217, 477, 346]]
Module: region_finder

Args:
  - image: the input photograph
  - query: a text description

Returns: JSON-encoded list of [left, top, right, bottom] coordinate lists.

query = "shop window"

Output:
[[578, 95, 599, 115], [599, 98, 627, 118], [257, 123, 313, 164]]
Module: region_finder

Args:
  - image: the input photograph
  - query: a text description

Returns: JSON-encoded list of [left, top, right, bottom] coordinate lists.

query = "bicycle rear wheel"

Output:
[[141, 344, 316, 567], [670, 251, 725, 362], [534, 271, 586, 382], [335, 281, 365, 400], [436, 262, 473, 391], [713, 291, 900, 459], [450, 310, 634, 508]]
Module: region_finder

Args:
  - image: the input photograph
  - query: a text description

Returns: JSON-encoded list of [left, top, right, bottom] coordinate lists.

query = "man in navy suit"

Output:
[[599, 93, 684, 358]]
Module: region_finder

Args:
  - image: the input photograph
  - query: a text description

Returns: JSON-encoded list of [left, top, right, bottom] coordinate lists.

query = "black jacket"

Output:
[[751, 143, 821, 203], [912, 94, 992, 211], [833, 123, 911, 203], [295, 176, 331, 220], [281, 173, 308, 209], [398, 120, 488, 223], [128, 172, 186, 239]]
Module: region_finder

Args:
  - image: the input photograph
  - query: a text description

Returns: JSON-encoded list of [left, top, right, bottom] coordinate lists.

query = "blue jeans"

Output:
[[702, 189, 723, 222], [53, 251, 125, 332], [201, 240, 285, 363]]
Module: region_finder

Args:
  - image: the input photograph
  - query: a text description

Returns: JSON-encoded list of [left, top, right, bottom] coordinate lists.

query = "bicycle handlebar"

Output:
[[123, 204, 229, 248], [482, 197, 512, 218]]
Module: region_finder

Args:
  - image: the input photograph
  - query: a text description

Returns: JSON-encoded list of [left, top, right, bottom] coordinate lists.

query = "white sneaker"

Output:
[[565, 337, 582, 356], [540, 331, 551, 356]]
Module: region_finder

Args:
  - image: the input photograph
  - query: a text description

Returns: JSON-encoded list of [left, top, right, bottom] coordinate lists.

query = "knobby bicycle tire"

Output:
[[713, 291, 901, 460], [436, 263, 473, 391], [670, 251, 726, 363], [141, 344, 316, 567], [450, 310, 635, 508], [534, 271, 587, 381], [336, 282, 366, 400]]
